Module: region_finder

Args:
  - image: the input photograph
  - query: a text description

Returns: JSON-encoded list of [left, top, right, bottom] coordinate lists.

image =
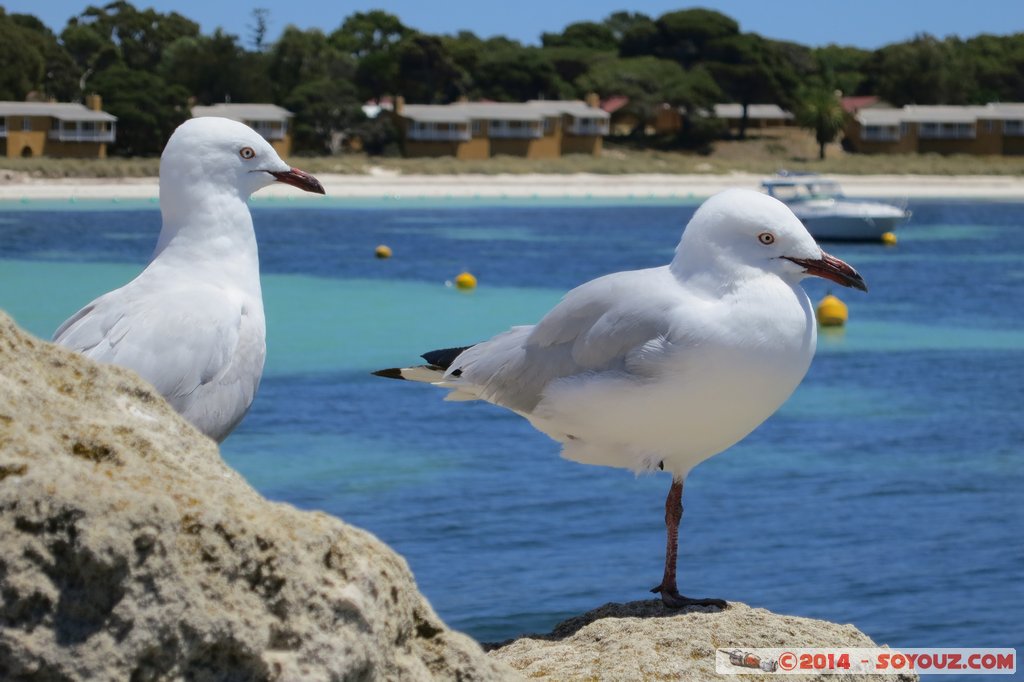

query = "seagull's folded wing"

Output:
[[53, 284, 264, 438], [449, 266, 689, 413]]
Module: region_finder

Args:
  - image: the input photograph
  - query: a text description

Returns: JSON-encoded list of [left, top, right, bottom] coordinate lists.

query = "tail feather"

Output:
[[421, 345, 474, 370], [373, 344, 475, 384], [372, 364, 447, 383]]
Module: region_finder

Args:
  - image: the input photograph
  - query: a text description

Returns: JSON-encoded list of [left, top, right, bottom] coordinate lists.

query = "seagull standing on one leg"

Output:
[[375, 189, 867, 608]]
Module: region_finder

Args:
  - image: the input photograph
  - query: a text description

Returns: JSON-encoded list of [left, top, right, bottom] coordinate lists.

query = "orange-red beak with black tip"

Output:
[[784, 251, 868, 292], [269, 167, 325, 194]]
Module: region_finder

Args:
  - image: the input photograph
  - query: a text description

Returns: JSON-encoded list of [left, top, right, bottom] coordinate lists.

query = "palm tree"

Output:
[[796, 88, 846, 160]]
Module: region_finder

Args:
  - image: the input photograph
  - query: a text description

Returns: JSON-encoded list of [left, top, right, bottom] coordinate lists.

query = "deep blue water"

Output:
[[1, 196, 1021, 675]]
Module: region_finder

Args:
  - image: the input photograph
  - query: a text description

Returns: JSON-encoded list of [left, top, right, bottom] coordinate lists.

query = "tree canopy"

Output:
[[1, 3, 1021, 156]]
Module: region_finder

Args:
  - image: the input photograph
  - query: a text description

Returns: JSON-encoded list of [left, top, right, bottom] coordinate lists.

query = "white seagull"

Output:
[[53, 117, 325, 442], [375, 189, 867, 608]]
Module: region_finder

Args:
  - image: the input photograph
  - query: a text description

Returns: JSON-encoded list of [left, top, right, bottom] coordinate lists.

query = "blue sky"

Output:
[[3, 1, 1022, 49]]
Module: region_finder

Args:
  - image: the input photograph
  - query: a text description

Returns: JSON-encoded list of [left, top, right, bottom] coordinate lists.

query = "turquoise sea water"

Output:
[[1, 197, 1021, 671]]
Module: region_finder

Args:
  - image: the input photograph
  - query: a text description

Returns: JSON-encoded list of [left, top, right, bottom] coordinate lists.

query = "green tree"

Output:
[[0, 11, 49, 99], [248, 8, 270, 52], [8, 13, 81, 100], [656, 8, 739, 67], [963, 34, 1024, 103], [284, 78, 364, 154], [861, 34, 973, 105], [602, 11, 652, 44], [705, 34, 799, 138], [541, 21, 617, 51], [577, 55, 720, 148], [540, 46, 609, 93], [65, 1, 199, 72], [161, 31, 272, 104], [90, 65, 189, 156], [796, 88, 846, 160], [331, 11, 409, 103], [330, 10, 409, 58], [578, 55, 720, 139], [394, 34, 467, 103], [813, 44, 871, 96], [618, 15, 660, 58], [268, 26, 354, 102], [473, 46, 571, 101], [60, 21, 119, 78]]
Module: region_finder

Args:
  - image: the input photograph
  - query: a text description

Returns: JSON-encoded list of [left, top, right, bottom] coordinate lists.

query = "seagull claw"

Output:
[[651, 585, 727, 610]]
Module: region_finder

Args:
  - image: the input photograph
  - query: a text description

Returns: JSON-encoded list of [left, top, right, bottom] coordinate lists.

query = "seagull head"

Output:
[[160, 117, 325, 198], [676, 189, 867, 292]]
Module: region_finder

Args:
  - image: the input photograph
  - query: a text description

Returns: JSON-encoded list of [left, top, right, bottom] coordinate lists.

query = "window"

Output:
[[1004, 120, 1024, 136], [22, 117, 31, 131], [919, 121, 975, 139], [544, 118, 553, 134], [471, 120, 481, 135], [862, 125, 899, 141]]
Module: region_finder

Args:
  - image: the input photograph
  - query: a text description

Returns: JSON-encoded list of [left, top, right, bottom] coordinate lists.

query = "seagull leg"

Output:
[[650, 476, 727, 609]]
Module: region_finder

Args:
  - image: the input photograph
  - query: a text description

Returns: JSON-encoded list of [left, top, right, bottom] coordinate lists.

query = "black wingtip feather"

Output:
[[421, 345, 474, 370], [372, 368, 406, 380]]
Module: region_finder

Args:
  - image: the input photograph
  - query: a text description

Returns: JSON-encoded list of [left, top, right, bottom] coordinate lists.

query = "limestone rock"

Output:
[[488, 600, 917, 682], [0, 311, 518, 681]]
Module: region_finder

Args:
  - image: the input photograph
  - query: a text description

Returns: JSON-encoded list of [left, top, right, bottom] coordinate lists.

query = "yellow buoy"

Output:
[[374, 244, 392, 259], [817, 293, 848, 327], [454, 271, 477, 290], [881, 231, 897, 245]]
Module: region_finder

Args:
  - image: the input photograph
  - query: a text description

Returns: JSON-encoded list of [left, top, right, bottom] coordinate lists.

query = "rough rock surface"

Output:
[[0, 311, 518, 681], [488, 600, 918, 682]]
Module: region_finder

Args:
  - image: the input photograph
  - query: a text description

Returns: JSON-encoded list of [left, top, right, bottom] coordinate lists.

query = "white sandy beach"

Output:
[[2, 170, 1024, 201]]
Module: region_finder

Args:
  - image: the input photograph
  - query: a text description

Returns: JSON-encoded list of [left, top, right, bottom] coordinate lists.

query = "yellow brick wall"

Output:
[[3, 116, 111, 158], [4, 116, 49, 158], [271, 134, 291, 159], [561, 135, 601, 155], [44, 141, 108, 159], [395, 110, 605, 159]]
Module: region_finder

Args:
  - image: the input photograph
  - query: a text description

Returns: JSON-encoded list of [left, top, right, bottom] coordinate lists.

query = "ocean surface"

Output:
[[1, 195, 1021, 671]]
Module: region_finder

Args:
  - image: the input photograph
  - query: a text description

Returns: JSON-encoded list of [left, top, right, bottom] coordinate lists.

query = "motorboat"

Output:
[[760, 172, 910, 242]]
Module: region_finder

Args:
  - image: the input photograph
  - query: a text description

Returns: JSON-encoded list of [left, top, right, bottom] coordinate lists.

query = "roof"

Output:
[[601, 96, 629, 114], [899, 105, 989, 123], [399, 100, 609, 124], [0, 101, 117, 122], [840, 96, 881, 113], [855, 102, 1024, 127], [856, 108, 905, 126], [713, 103, 794, 120], [978, 102, 1024, 119], [191, 103, 293, 122]]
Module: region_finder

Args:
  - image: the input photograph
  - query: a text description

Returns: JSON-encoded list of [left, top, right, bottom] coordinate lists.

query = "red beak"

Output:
[[269, 167, 325, 194], [784, 251, 868, 291]]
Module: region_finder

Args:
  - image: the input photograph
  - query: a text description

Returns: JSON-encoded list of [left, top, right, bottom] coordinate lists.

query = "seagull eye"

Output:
[[758, 232, 776, 245], [239, 147, 256, 160]]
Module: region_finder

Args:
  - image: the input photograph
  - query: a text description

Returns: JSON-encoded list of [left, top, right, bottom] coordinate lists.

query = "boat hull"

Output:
[[797, 214, 906, 242]]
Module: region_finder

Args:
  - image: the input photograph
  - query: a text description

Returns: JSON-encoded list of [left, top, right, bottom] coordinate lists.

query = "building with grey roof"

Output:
[[847, 102, 1024, 154], [392, 97, 609, 159], [191, 103, 294, 157], [0, 95, 117, 158]]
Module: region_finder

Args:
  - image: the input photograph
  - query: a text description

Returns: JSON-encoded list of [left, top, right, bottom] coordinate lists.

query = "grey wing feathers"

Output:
[[443, 267, 681, 413], [53, 286, 264, 441]]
